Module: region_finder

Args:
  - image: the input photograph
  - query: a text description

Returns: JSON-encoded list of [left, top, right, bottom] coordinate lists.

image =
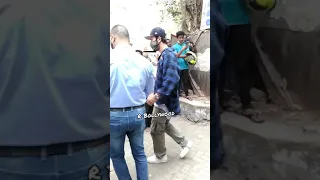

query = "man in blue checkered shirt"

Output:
[[145, 27, 193, 164]]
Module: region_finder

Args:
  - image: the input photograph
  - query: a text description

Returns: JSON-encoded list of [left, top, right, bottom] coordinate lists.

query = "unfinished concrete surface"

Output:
[[189, 31, 210, 96], [221, 112, 320, 180], [250, 0, 320, 109], [190, 70, 210, 96], [256, 27, 320, 109], [270, 0, 320, 32], [180, 97, 210, 122]]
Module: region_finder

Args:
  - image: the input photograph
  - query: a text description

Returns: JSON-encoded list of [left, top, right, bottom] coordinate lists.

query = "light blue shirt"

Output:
[[0, 0, 110, 146], [172, 43, 190, 70], [110, 44, 155, 108], [220, 0, 250, 25]]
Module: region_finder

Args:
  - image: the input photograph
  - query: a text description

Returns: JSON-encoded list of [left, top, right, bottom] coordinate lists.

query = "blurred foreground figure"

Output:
[[211, 0, 227, 171], [0, 1, 109, 179], [218, 0, 271, 123]]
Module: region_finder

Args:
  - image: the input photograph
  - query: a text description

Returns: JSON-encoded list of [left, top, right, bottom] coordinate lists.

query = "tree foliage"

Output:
[[157, 0, 182, 25], [157, 0, 203, 33]]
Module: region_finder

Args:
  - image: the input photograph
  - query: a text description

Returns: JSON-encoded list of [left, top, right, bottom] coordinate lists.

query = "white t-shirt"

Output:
[[152, 66, 157, 78]]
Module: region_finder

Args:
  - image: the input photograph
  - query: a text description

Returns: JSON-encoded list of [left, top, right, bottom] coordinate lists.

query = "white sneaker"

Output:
[[147, 154, 168, 164], [180, 140, 193, 158]]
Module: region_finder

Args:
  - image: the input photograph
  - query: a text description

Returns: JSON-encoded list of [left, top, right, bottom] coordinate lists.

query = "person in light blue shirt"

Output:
[[110, 25, 154, 180], [0, 1, 109, 179], [172, 31, 193, 100]]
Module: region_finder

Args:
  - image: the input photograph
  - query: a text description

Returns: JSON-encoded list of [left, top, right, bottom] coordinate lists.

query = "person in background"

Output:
[[219, 0, 269, 123], [166, 38, 172, 47], [185, 37, 198, 54], [110, 25, 154, 180], [0, 1, 109, 179], [172, 31, 194, 100], [145, 27, 193, 164]]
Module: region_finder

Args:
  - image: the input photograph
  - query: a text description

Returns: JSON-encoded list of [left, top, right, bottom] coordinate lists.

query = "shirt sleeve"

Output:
[[156, 53, 180, 97]]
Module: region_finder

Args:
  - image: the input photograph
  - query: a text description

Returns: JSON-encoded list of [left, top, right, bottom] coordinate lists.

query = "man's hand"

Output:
[[147, 94, 158, 106]]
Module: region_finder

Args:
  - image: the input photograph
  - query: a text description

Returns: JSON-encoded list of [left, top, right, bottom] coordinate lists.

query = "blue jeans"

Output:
[[0, 143, 110, 180], [110, 107, 148, 180]]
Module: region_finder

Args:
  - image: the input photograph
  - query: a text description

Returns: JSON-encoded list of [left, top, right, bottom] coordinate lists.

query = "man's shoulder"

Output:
[[134, 53, 153, 69], [163, 48, 176, 57], [137, 55, 152, 65], [161, 49, 177, 64]]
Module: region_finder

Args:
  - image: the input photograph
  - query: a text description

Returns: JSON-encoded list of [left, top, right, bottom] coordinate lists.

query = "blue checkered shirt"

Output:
[[154, 48, 181, 114]]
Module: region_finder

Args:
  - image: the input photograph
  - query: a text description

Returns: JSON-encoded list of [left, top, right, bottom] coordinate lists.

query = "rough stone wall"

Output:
[[269, 0, 320, 32], [250, 1, 320, 109], [189, 31, 210, 96], [256, 28, 320, 109]]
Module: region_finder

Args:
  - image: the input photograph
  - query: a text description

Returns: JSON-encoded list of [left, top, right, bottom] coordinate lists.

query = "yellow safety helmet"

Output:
[[249, 0, 276, 11], [185, 51, 198, 65]]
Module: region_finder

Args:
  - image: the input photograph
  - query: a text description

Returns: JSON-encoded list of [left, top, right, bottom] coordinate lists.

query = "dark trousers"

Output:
[[145, 103, 153, 127], [179, 69, 193, 96], [219, 24, 269, 109]]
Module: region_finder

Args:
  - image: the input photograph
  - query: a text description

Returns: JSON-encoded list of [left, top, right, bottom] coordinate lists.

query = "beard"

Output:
[[150, 41, 160, 51]]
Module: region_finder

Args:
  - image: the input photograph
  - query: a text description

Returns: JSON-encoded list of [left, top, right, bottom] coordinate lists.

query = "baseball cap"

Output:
[[145, 27, 166, 40]]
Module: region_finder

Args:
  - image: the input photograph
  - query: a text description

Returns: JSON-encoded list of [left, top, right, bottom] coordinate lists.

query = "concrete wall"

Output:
[[269, 0, 320, 32], [256, 28, 320, 109], [251, 0, 320, 109], [222, 113, 320, 180], [190, 31, 210, 96]]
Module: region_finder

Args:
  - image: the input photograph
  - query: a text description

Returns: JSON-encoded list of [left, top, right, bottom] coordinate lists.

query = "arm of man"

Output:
[[176, 46, 189, 58], [181, 46, 190, 58], [172, 44, 182, 58], [156, 53, 180, 98], [144, 62, 155, 97]]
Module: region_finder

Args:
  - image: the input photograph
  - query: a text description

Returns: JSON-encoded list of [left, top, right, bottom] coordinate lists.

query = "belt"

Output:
[[0, 134, 109, 157], [110, 104, 144, 112]]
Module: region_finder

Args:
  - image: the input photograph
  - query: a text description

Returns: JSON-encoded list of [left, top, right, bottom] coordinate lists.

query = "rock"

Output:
[[250, 88, 267, 101], [180, 97, 210, 122]]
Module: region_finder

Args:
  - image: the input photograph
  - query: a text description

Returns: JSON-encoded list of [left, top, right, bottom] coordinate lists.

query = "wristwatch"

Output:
[[154, 93, 160, 100]]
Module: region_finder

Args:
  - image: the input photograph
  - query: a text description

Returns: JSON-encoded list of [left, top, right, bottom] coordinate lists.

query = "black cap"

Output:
[[145, 27, 166, 40]]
